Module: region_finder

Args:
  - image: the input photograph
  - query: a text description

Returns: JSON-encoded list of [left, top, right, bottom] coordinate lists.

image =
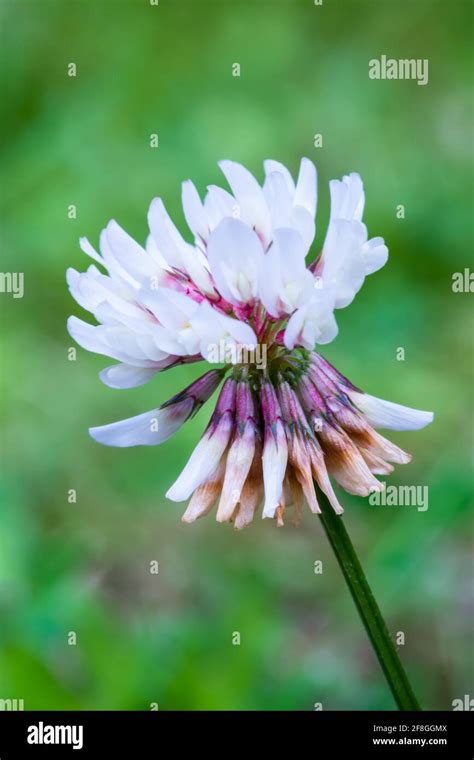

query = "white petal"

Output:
[[284, 307, 305, 350], [263, 171, 292, 228], [90, 399, 194, 447], [284, 285, 337, 349], [145, 233, 170, 270], [262, 421, 288, 518], [349, 392, 434, 431], [182, 180, 209, 241], [207, 217, 263, 305], [99, 363, 160, 389], [361, 236, 389, 275], [203, 185, 238, 231], [68, 316, 165, 366], [259, 245, 283, 317], [79, 237, 105, 267], [313, 311, 339, 345], [99, 228, 140, 289], [166, 413, 233, 501], [139, 287, 199, 330], [147, 198, 187, 269], [190, 300, 257, 362], [329, 172, 365, 222], [105, 220, 158, 285], [321, 219, 368, 308], [216, 424, 255, 522], [67, 316, 115, 357], [259, 228, 313, 316], [263, 159, 296, 196], [294, 157, 317, 218], [215, 310, 258, 348], [288, 205, 315, 251], [218, 160, 272, 246]]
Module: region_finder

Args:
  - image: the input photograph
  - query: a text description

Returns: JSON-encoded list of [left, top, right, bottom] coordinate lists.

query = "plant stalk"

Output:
[[316, 484, 421, 711]]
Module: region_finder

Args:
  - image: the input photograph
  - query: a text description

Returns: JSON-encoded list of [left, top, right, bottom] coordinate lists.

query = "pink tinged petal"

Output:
[[181, 457, 226, 523], [182, 179, 209, 242], [318, 423, 383, 497], [166, 411, 234, 501], [166, 378, 236, 501], [234, 484, 263, 530], [191, 300, 258, 363], [348, 391, 434, 431], [260, 381, 288, 519], [288, 433, 321, 515], [94, 366, 218, 448], [310, 352, 360, 392], [211, 376, 237, 418], [262, 420, 288, 519], [148, 198, 214, 294], [206, 218, 264, 305], [218, 160, 272, 247], [287, 471, 304, 526], [217, 422, 256, 522], [233, 439, 263, 530], [360, 431, 411, 465], [161, 368, 225, 415], [328, 398, 412, 464], [294, 157, 317, 218], [89, 399, 194, 447], [307, 439, 344, 514], [297, 374, 327, 418], [277, 380, 327, 515], [360, 449, 394, 475], [178, 242, 215, 296], [99, 364, 160, 389]]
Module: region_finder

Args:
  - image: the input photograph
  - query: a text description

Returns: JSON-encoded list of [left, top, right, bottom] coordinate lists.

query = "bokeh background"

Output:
[[1, 0, 472, 710]]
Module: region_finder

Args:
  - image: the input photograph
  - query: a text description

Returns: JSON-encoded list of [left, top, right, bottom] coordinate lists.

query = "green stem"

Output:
[[316, 484, 421, 711]]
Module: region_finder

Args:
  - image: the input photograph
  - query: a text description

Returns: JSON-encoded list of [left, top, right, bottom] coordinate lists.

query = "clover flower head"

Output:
[[67, 158, 433, 527]]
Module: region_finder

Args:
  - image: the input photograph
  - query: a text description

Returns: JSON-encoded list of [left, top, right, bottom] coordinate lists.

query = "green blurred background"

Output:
[[1, 0, 472, 710]]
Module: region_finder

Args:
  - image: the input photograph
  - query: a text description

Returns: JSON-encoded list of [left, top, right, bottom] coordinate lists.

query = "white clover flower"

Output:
[[67, 158, 433, 527]]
